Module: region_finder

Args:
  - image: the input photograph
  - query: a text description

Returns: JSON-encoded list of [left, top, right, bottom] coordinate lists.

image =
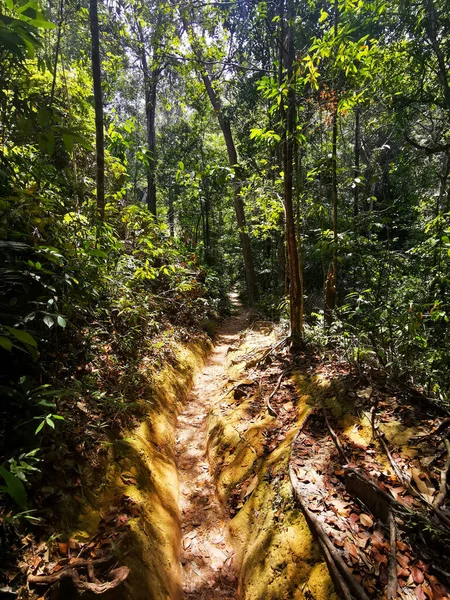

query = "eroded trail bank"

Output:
[[175, 301, 249, 599]]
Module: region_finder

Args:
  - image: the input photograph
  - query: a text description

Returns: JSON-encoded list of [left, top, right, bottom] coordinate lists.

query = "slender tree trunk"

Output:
[[425, 0, 450, 111], [282, 0, 303, 341], [200, 70, 258, 304], [295, 145, 304, 332], [324, 0, 339, 328], [181, 16, 258, 303], [145, 72, 158, 215], [50, 0, 64, 108], [89, 0, 105, 221], [168, 178, 175, 237], [354, 106, 360, 217], [136, 18, 159, 216]]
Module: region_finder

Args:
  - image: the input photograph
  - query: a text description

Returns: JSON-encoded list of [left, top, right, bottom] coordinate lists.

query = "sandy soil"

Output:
[[175, 294, 248, 599]]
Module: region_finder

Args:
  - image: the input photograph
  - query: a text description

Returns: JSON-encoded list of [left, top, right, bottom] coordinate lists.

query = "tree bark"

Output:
[[89, 0, 105, 222], [354, 106, 360, 217], [279, 0, 303, 341], [199, 69, 258, 304], [324, 0, 339, 328], [137, 19, 159, 216]]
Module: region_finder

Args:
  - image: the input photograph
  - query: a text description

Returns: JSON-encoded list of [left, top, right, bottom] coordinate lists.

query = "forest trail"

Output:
[[175, 293, 248, 599]]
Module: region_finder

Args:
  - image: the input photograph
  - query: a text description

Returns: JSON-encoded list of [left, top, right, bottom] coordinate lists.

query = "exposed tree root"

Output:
[[28, 554, 129, 595]]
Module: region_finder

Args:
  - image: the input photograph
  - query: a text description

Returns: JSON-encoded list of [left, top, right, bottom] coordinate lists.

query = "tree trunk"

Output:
[[354, 106, 360, 217], [200, 70, 258, 304], [281, 0, 303, 341], [145, 72, 158, 215], [89, 0, 105, 222], [324, 0, 339, 328], [168, 178, 175, 237]]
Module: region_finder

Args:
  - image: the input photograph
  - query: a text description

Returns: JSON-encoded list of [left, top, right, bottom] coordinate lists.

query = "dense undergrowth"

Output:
[[0, 194, 224, 569]]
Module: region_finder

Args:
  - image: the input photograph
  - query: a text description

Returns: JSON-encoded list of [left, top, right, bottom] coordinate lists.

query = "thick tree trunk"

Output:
[[89, 0, 105, 221], [282, 0, 303, 341], [200, 71, 258, 304]]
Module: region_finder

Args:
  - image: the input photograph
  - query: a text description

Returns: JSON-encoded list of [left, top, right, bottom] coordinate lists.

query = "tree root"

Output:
[[28, 554, 130, 595]]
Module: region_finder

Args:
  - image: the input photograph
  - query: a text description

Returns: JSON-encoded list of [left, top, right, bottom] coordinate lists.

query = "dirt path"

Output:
[[175, 294, 248, 599]]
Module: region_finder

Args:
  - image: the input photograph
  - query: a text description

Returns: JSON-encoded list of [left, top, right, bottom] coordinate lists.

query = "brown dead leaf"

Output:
[[329, 498, 351, 516], [412, 566, 424, 584], [397, 541, 409, 552], [411, 467, 436, 504], [397, 553, 410, 568], [397, 567, 410, 578], [416, 586, 427, 600], [243, 475, 258, 499], [359, 513, 373, 527], [58, 542, 68, 556], [343, 538, 359, 561]]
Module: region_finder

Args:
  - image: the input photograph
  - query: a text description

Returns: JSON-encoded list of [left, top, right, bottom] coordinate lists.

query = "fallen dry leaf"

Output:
[[58, 542, 68, 556], [412, 566, 424, 584], [359, 513, 373, 527], [416, 586, 427, 600]]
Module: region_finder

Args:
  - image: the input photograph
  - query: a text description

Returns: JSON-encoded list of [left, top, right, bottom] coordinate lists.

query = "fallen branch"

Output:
[[323, 408, 348, 463], [289, 463, 371, 600], [256, 337, 289, 367], [413, 417, 450, 444], [265, 367, 293, 418], [434, 439, 450, 510], [386, 511, 398, 600]]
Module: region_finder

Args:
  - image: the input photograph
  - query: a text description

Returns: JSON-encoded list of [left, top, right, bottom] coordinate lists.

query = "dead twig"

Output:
[[256, 337, 289, 367], [323, 408, 348, 463], [265, 367, 293, 418]]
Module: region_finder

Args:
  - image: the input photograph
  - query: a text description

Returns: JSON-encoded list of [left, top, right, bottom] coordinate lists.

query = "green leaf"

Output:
[[0, 336, 12, 351], [5, 327, 37, 347], [0, 466, 27, 509], [43, 315, 54, 328], [63, 134, 73, 153], [57, 316, 66, 328], [35, 420, 45, 434]]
